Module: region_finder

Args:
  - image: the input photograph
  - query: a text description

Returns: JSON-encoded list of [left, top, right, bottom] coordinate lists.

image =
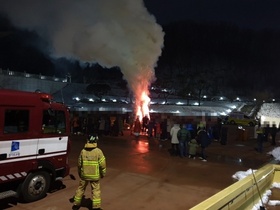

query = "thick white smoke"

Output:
[[0, 0, 164, 116]]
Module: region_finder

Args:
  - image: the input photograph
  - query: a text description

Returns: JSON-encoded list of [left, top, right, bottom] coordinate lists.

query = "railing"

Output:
[[190, 163, 280, 210]]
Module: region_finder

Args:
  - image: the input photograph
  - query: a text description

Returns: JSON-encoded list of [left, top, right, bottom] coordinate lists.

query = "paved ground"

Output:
[[0, 127, 279, 210]]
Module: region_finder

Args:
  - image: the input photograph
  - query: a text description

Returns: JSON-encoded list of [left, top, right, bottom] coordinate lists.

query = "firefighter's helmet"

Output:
[[88, 134, 99, 143]]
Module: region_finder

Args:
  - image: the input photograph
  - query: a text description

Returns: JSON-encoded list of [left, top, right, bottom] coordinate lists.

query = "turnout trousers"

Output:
[[74, 179, 101, 209]]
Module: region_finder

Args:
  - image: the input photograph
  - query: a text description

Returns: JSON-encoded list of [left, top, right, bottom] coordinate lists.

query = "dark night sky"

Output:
[[144, 0, 280, 30], [1, 0, 280, 97]]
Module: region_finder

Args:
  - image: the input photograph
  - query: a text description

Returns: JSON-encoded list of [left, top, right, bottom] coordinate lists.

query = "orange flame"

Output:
[[133, 66, 154, 122], [136, 91, 150, 121]]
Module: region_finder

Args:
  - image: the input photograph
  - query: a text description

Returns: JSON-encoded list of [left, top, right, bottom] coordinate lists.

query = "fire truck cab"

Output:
[[0, 89, 71, 202]]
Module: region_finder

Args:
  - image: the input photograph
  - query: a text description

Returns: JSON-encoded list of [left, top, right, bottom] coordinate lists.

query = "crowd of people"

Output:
[[170, 123, 212, 161], [71, 114, 126, 137], [71, 113, 220, 162], [130, 115, 169, 140], [72, 113, 280, 162], [130, 115, 216, 162]]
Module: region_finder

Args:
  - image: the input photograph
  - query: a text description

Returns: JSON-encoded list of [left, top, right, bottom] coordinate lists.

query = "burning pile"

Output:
[[136, 89, 151, 121]]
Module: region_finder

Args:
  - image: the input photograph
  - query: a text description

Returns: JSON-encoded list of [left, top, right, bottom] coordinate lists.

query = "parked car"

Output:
[[226, 111, 258, 127]]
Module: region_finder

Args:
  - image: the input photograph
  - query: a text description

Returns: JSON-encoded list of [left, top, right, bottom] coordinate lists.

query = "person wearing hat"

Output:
[[72, 134, 106, 210]]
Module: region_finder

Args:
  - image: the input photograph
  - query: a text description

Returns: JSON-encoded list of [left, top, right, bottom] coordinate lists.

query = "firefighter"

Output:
[[72, 134, 106, 210]]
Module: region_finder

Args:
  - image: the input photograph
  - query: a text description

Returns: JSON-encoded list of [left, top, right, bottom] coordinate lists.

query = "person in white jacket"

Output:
[[170, 123, 180, 156]]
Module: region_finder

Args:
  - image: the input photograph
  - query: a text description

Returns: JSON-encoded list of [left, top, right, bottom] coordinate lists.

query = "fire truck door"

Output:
[[37, 136, 68, 157]]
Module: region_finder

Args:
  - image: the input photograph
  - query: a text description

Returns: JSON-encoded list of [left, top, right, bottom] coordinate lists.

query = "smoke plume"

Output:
[[0, 0, 164, 117]]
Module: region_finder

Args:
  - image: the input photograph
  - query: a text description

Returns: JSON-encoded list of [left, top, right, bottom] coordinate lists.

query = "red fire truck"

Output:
[[0, 89, 71, 202]]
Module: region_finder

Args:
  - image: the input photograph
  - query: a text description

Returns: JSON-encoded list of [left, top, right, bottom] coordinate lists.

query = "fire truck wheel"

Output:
[[20, 171, 51, 202]]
